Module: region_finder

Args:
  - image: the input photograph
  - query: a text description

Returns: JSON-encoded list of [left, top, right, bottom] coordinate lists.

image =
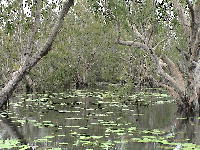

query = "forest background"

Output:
[[1, 0, 200, 111]]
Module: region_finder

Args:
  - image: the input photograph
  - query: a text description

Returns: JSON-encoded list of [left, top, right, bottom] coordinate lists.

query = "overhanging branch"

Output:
[[116, 20, 185, 98], [157, 64, 185, 97], [0, 0, 74, 108], [117, 39, 149, 50], [162, 56, 185, 90]]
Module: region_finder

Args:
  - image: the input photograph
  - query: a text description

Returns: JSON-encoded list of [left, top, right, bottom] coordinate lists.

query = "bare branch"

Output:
[[172, 0, 190, 35], [131, 25, 146, 42], [191, 28, 200, 61], [145, 75, 180, 99], [159, 83, 180, 99], [157, 63, 185, 97], [194, 1, 200, 29], [116, 21, 121, 41], [117, 39, 149, 50], [116, 21, 185, 98], [186, 0, 195, 28], [117, 39, 185, 98], [23, 0, 41, 64], [153, 38, 168, 50], [29, 0, 74, 66], [162, 56, 185, 90], [0, 0, 74, 107]]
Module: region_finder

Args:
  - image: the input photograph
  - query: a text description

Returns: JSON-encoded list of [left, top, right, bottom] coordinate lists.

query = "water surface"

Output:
[[0, 90, 200, 150]]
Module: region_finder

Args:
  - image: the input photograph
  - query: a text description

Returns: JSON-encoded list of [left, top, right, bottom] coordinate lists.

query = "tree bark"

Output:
[[0, 0, 74, 108], [116, 0, 200, 112]]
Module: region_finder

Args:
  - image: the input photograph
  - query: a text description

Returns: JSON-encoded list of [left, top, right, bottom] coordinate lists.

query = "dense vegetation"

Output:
[[2, 1, 200, 150], [1, 0, 200, 112], [0, 0, 157, 94]]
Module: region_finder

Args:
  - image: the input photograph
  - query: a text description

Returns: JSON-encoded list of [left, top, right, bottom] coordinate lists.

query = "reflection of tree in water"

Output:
[[129, 104, 200, 149], [166, 111, 200, 145], [0, 112, 33, 150]]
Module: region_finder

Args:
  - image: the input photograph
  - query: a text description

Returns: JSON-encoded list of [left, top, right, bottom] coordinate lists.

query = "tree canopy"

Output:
[[1, 0, 200, 112]]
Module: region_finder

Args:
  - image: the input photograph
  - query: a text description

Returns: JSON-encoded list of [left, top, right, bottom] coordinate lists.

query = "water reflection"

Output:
[[169, 111, 200, 146], [1, 93, 200, 149], [0, 113, 32, 150]]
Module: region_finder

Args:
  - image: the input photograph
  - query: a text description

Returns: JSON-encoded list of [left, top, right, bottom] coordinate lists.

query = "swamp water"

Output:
[[0, 90, 200, 150]]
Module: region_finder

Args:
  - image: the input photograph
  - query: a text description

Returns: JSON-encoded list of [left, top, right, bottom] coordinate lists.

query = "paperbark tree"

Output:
[[0, 0, 74, 108], [88, 0, 200, 112], [116, 0, 200, 112]]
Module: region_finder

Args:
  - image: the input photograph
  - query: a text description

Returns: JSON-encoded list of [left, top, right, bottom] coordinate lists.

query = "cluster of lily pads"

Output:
[[0, 90, 198, 149], [0, 139, 30, 150], [15, 89, 172, 105]]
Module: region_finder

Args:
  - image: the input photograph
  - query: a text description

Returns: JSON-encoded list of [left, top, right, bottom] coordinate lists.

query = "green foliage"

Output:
[[0, 0, 188, 93]]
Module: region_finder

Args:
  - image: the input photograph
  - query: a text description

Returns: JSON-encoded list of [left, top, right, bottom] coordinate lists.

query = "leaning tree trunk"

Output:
[[116, 1, 200, 112], [0, 0, 74, 108]]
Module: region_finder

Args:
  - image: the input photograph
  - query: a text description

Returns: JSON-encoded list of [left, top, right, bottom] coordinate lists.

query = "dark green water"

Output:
[[0, 90, 200, 150]]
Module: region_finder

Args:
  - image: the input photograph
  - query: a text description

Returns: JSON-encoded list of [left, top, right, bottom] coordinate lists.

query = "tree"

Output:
[[89, 0, 200, 112], [37, 0, 134, 90], [0, 0, 74, 108]]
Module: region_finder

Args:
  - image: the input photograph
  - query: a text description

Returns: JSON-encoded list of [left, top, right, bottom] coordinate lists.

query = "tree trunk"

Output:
[[0, 0, 74, 108], [116, 1, 200, 112]]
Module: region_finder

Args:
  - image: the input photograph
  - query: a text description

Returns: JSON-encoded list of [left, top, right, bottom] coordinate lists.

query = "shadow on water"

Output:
[[170, 111, 200, 145], [1, 91, 200, 149], [0, 112, 33, 150]]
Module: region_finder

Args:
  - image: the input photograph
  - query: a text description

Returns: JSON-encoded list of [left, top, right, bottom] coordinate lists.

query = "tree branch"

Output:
[[131, 24, 146, 42], [162, 56, 185, 90], [172, 0, 190, 35], [117, 39, 149, 50], [159, 83, 180, 99], [28, 0, 74, 67], [116, 21, 185, 98], [194, 1, 200, 29], [186, 0, 195, 28], [176, 47, 190, 61], [186, 2, 200, 61], [0, 0, 74, 108], [157, 63, 185, 97], [117, 38, 184, 96], [153, 38, 168, 50]]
